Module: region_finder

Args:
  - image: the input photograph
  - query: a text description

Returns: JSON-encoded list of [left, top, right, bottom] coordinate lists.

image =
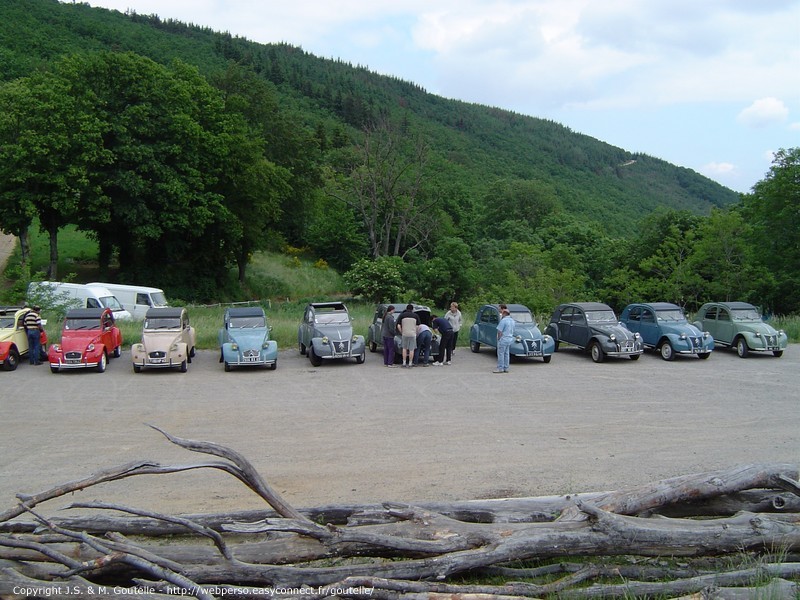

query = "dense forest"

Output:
[[0, 0, 797, 314]]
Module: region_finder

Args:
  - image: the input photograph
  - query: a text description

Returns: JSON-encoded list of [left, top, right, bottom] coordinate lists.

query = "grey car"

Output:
[[545, 302, 643, 362], [366, 302, 441, 362], [298, 302, 366, 366]]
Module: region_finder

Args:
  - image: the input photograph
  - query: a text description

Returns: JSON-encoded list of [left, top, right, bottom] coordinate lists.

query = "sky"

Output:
[[82, 0, 800, 194]]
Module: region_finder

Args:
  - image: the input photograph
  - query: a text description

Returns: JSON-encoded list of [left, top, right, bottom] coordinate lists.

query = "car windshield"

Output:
[[510, 311, 534, 324], [100, 295, 124, 310], [585, 310, 617, 323], [230, 316, 265, 328], [656, 309, 686, 322], [731, 308, 761, 321], [0, 316, 15, 328], [315, 312, 350, 324], [150, 292, 168, 306], [64, 318, 101, 330], [145, 317, 181, 330]]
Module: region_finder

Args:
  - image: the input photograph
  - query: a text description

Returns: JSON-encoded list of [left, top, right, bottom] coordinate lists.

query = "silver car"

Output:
[[298, 302, 366, 366]]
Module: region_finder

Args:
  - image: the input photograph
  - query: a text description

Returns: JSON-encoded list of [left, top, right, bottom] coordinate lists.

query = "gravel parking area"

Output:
[[1, 344, 798, 518]]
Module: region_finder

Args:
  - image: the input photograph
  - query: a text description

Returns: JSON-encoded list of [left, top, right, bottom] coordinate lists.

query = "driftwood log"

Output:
[[0, 426, 798, 599]]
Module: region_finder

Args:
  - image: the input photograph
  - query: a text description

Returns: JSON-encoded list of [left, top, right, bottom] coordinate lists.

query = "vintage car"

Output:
[[620, 302, 713, 361], [218, 306, 278, 371], [47, 307, 123, 373], [131, 307, 196, 372], [545, 302, 643, 362], [693, 301, 787, 358], [298, 301, 366, 366], [366, 302, 440, 362], [469, 303, 554, 363], [0, 306, 46, 370]]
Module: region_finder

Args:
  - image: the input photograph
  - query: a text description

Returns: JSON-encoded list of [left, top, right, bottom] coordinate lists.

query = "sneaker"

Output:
[[503, 370, 510, 373], [432, 361, 442, 366], [445, 361, 451, 365], [493, 369, 504, 374]]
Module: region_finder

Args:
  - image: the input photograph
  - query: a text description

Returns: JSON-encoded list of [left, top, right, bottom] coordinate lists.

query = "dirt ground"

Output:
[[1, 342, 798, 519]]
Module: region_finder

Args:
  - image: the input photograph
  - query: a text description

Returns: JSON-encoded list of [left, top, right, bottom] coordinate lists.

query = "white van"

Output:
[[88, 282, 168, 320], [27, 282, 133, 320]]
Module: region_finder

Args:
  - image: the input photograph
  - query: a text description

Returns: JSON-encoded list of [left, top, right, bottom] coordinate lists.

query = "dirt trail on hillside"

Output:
[[0, 233, 16, 272]]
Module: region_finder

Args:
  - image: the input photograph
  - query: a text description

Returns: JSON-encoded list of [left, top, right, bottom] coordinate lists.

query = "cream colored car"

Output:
[[131, 307, 196, 372]]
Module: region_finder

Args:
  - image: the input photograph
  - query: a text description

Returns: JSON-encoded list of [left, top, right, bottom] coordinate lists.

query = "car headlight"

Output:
[[754, 332, 761, 338], [514, 335, 522, 342], [171, 343, 180, 352], [231, 343, 239, 351], [53, 344, 61, 352], [87, 343, 95, 352], [679, 333, 686, 340], [262, 342, 270, 349], [321, 336, 329, 344], [352, 335, 358, 342], [634, 332, 640, 339], [779, 329, 786, 336], [609, 334, 616, 342], [703, 331, 710, 338]]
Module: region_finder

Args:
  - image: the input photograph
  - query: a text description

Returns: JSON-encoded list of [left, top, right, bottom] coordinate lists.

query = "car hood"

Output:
[[225, 328, 269, 348], [589, 323, 637, 340], [514, 323, 544, 339], [736, 321, 781, 336], [659, 322, 704, 336], [141, 330, 184, 351], [58, 330, 105, 349], [313, 325, 353, 340]]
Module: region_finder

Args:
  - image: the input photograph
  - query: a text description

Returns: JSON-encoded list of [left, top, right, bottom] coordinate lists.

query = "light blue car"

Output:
[[620, 302, 713, 361], [470, 303, 555, 363], [218, 306, 278, 371]]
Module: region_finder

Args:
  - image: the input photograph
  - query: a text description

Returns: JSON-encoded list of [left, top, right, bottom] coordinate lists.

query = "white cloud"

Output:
[[736, 98, 790, 128], [702, 161, 736, 175]]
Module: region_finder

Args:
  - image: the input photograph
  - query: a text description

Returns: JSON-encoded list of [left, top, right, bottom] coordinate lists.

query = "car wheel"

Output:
[[309, 347, 322, 367], [590, 341, 605, 363], [188, 347, 194, 363], [553, 341, 560, 352], [369, 340, 377, 353], [113, 345, 121, 358], [735, 337, 749, 358], [96, 352, 107, 373], [356, 352, 365, 364], [180, 359, 188, 373], [270, 360, 277, 370], [698, 352, 711, 359], [224, 362, 231, 372], [773, 350, 783, 358], [630, 354, 640, 361], [50, 365, 59, 374], [2, 349, 19, 371], [299, 342, 306, 356], [133, 364, 142, 373], [542, 355, 552, 364], [659, 341, 675, 361], [470, 340, 480, 353]]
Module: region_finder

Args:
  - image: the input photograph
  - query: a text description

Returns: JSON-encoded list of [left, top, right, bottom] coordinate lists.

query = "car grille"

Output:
[[764, 335, 779, 349], [242, 349, 260, 362], [332, 340, 351, 356], [690, 336, 702, 350], [524, 339, 542, 355], [618, 341, 635, 352], [149, 351, 166, 359], [65, 351, 82, 360]]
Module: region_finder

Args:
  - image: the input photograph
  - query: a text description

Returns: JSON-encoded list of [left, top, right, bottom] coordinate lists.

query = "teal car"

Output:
[[470, 303, 555, 363], [693, 301, 787, 358], [218, 306, 278, 371], [620, 302, 713, 360]]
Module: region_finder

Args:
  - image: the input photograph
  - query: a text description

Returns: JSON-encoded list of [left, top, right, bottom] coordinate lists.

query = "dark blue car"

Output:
[[620, 302, 713, 361]]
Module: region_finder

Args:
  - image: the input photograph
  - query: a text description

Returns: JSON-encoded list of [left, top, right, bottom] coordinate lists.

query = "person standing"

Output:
[[23, 305, 43, 365], [495, 306, 514, 373], [396, 304, 420, 368], [430, 314, 453, 365], [380, 305, 397, 367], [414, 322, 432, 366], [444, 302, 463, 354]]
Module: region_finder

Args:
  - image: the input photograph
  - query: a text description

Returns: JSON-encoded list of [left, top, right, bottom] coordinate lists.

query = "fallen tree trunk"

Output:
[[1, 428, 798, 600]]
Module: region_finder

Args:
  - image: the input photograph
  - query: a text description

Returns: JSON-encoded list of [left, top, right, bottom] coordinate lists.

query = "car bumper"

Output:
[[312, 339, 366, 359], [49, 358, 101, 369], [510, 337, 555, 358], [222, 348, 278, 366]]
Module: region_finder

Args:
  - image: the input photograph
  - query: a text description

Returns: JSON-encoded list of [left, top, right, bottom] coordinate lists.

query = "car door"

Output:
[[639, 307, 658, 347], [556, 306, 575, 345], [714, 307, 735, 345], [300, 306, 314, 346], [625, 306, 642, 336], [479, 307, 499, 346], [701, 306, 721, 342], [570, 307, 591, 348]]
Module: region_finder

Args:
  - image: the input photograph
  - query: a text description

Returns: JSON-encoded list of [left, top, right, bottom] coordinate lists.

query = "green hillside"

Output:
[[0, 0, 738, 240]]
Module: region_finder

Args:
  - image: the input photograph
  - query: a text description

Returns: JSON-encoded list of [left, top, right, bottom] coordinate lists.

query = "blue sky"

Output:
[[85, 0, 799, 193]]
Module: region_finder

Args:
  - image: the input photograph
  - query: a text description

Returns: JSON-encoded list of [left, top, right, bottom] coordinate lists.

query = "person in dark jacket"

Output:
[[430, 314, 453, 365], [380, 305, 397, 367]]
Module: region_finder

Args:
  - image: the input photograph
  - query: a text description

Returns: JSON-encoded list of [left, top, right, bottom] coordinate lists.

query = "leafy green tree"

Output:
[[343, 256, 405, 302], [479, 179, 560, 240], [741, 148, 800, 313]]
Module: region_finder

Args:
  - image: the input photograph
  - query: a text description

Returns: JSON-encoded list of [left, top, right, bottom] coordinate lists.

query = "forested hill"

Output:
[[1, 0, 738, 237]]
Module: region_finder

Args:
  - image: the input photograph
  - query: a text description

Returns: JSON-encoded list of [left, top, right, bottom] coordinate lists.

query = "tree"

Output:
[[343, 256, 405, 302]]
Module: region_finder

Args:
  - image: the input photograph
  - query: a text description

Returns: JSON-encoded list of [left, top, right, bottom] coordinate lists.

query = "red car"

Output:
[[48, 308, 123, 373]]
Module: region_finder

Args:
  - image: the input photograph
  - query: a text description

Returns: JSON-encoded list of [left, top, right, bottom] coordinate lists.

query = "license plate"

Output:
[[66, 359, 81, 364], [526, 351, 542, 357], [242, 355, 260, 363], [150, 358, 166, 364]]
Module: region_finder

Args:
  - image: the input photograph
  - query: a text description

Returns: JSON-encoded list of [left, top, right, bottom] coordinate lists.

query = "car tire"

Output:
[[299, 342, 306, 356], [309, 347, 322, 367], [224, 362, 231, 372], [50, 365, 59, 374], [96, 352, 107, 373], [470, 340, 480, 353], [773, 350, 783, 358], [133, 364, 142, 373], [659, 342, 675, 361], [735, 337, 749, 358], [553, 341, 560, 352], [2, 348, 19, 371], [698, 352, 711, 359], [180, 359, 188, 373], [356, 352, 365, 364], [630, 354, 640, 361], [113, 345, 121, 358], [270, 360, 277, 370], [369, 341, 377, 353], [188, 347, 194, 363], [590, 341, 605, 363], [543, 355, 552, 364]]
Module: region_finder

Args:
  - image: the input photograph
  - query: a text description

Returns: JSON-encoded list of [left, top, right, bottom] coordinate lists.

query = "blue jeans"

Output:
[[383, 336, 395, 365], [497, 337, 512, 371], [27, 329, 41, 364], [414, 330, 432, 364]]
